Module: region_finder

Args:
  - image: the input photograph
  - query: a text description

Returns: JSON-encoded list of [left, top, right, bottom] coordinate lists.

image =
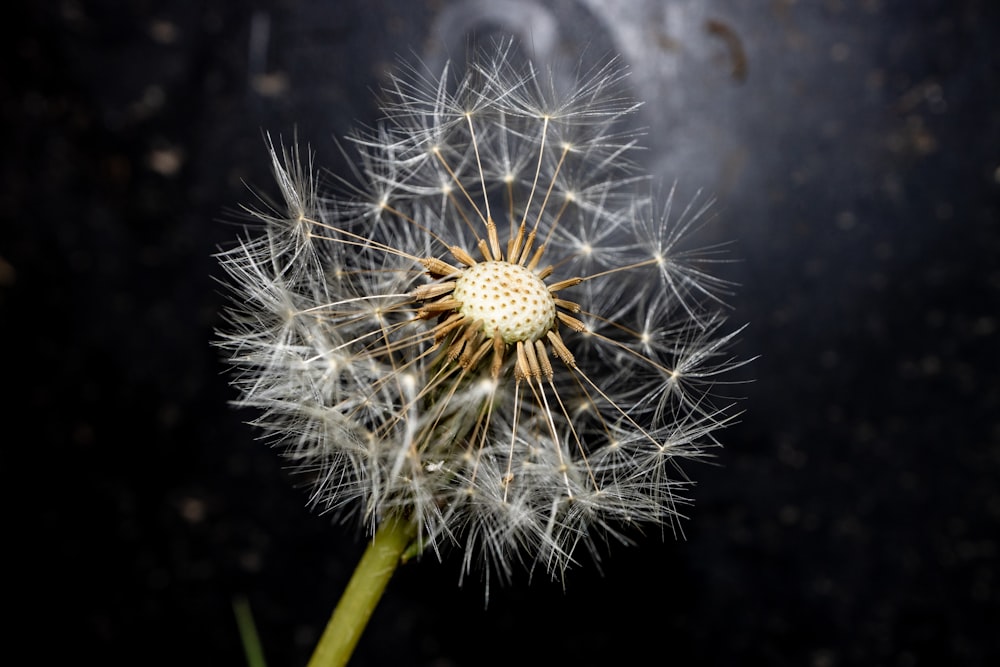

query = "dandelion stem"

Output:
[[306, 516, 418, 667], [233, 596, 268, 667]]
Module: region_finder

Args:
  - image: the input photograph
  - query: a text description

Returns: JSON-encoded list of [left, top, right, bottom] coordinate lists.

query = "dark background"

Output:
[[4, 1, 998, 665]]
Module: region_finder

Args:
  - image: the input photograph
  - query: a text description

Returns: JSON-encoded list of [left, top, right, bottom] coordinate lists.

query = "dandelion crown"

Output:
[[217, 39, 744, 586]]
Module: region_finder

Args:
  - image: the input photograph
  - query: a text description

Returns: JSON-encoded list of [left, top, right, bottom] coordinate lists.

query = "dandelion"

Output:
[[216, 39, 746, 667]]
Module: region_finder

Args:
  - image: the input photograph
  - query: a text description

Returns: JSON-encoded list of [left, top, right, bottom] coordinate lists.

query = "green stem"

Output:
[[232, 595, 268, 667], [306, 516, 418, 667]]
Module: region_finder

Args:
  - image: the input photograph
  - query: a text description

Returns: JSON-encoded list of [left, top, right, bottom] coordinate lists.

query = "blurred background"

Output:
[[3, 0, 998, 665]]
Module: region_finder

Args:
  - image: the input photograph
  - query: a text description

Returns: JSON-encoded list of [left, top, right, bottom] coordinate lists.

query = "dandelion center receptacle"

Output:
[[452, 261, 556, 344]]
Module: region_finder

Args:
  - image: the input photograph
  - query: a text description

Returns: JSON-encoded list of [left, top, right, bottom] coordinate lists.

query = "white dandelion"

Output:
[[216, 39, 747, 664]]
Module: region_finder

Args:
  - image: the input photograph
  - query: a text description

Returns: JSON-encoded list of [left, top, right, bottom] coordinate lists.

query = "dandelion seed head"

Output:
[[453, 261, 555, 343], [215, 38, 748, 590]]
